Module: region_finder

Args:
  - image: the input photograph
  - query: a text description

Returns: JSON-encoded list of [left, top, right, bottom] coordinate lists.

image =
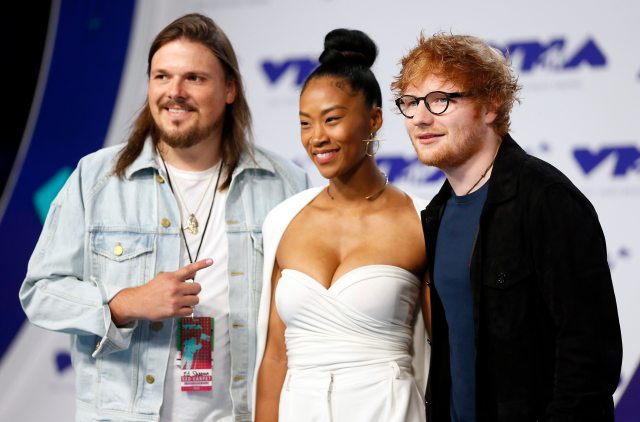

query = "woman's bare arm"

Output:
[[255, 261, 288, 422], [421, 272, 432, 340]]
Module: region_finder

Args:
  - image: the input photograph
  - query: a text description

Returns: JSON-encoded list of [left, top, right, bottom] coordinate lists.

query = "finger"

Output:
[[177, 306, 197, 318], [175, 292, 199, 314], [177, 281, 202, 295], [168, 292, 199, 314], [177, 294, 199, 307], [175, 258, 213, 280]]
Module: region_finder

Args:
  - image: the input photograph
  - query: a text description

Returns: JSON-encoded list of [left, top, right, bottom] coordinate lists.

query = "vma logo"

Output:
[[574, 145, 640, 176], [262, 57, 318, 87], [493, 38, 607, 73]]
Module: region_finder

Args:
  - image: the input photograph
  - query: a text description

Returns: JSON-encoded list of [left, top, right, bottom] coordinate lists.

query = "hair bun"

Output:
[[318, 28, 378, 68]]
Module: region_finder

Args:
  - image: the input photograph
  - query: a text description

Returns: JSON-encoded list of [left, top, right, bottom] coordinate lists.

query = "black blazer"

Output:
[[422, 134, 622, 422]]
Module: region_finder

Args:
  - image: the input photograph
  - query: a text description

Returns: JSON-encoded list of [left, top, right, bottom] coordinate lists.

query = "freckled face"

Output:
[[299, 77, 380, 179], [402, 74, 496, 170], [148, 38, 236, 149]]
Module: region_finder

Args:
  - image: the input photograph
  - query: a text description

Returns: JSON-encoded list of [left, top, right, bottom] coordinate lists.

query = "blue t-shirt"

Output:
[[433, 183, 488, 422]]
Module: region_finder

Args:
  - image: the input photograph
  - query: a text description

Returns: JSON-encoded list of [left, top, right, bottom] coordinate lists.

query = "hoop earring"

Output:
[[363, 132, 380, 157]]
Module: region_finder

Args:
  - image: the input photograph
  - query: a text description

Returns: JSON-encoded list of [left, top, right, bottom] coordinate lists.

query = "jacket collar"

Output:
[[123, 138, 275, 179], [486, 133, 525, 205], [232, 145, 276, 177], [123, 138, 159, 179]]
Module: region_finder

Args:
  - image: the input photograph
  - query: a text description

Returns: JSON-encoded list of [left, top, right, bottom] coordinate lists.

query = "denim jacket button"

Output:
[[113, 243, 124, 257], [161, 218, 171, 228], [146, 375, 155, 384], [151, 321, 163, 331]]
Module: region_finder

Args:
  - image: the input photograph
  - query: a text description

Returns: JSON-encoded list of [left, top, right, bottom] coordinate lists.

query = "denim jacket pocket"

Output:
[[91, 230, 155, 300], [92, 230, 153, 261]]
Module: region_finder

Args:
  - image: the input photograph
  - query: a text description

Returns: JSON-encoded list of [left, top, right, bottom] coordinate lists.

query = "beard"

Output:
[[418, 123, 485, 170], [155, 121, 218, 149], [153, 99, 221, 149]]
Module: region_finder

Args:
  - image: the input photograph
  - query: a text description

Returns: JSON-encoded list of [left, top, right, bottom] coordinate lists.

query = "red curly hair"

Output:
[[391, 32, 521, 136]]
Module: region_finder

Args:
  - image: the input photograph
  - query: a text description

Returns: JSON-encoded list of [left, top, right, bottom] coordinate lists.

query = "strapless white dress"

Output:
[[275, 265, 425, 422], [252, 187, 430, 422]]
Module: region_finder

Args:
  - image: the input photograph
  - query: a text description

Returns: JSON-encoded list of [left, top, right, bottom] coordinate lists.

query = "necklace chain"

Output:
[[159, 152, 223, 266], [465, 149, 500, 195], [326, 172, 388, 201], [164, 162, 218, 234], [465, 161, 494, 196]]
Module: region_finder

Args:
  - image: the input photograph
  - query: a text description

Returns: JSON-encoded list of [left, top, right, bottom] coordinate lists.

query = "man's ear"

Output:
[[225, 78, 237, 104], [484, 102, 498, 125]]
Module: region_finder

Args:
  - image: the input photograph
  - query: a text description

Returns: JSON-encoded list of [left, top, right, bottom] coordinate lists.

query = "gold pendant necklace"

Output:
[[186, 214, 199, 235], [160, 152, 224, 265], [164, 164, 218, 235]]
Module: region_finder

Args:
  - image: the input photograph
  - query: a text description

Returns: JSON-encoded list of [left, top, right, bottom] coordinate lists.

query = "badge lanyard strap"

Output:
[[159, 153, 223, 347], [159, 153, 224, 266]]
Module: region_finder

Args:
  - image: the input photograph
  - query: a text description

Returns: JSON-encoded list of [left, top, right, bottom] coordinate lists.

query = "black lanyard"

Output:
[[159, 154, 224, 266]]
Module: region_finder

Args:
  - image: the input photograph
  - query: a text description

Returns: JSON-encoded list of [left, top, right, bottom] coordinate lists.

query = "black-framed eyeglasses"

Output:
[[395, 91, 467, 118]]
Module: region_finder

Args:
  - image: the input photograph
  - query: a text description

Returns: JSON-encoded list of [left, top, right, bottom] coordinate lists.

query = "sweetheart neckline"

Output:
[[280, 264, 420, 292]]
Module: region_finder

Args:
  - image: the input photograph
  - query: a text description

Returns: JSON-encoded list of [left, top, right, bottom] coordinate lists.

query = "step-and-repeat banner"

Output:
[[0, 0, 638, 419]]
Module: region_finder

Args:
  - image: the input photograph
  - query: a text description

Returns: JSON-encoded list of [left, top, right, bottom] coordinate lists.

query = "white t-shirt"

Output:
[[159, 161, 232, 422]]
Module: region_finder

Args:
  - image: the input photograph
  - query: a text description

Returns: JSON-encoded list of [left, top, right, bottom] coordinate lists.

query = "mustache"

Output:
[[160, 98, 196, 111]]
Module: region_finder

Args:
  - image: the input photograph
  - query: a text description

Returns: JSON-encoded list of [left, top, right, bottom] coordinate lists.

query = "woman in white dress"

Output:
[[253, 28, 431, 422]]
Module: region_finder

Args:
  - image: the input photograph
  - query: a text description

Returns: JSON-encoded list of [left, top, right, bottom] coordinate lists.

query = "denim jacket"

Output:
[[19, 138, 309, 421]]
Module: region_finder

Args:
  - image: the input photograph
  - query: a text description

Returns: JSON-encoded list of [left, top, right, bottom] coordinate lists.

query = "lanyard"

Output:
[[159, 153, 224, 266]]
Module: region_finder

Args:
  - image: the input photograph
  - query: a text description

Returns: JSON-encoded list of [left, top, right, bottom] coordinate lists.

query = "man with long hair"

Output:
[[20, 13, 308, 421]]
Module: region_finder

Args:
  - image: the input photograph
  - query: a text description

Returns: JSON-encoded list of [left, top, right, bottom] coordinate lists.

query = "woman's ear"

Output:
[[370, 106, 383, 133]]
